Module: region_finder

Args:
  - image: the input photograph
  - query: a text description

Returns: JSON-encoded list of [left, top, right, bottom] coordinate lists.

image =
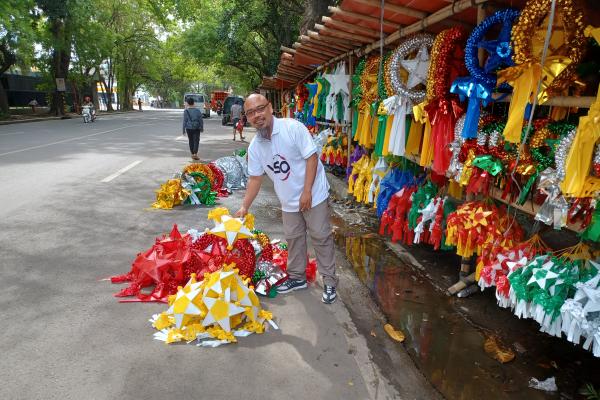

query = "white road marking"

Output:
[[0, 124, 149, 157], [175, 136, 187, 141], [101, 160, 143, 182], [0, 131, 26, 136]]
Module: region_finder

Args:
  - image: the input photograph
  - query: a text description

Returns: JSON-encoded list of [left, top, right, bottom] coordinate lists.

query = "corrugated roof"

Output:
[[260, 0, 525, 89]]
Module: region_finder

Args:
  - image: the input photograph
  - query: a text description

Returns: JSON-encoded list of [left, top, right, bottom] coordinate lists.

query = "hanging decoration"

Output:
[[425, 27, 468, 174], [497, 0, 586, 143], [451, 9, 520, 139], [384, 34, 435, 157]]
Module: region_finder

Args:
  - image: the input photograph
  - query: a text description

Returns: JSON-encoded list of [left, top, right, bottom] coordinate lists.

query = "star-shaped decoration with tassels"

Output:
[[166, 275, 206, 328], [202, 287, 246, 332], [209, 215, 254, 250]]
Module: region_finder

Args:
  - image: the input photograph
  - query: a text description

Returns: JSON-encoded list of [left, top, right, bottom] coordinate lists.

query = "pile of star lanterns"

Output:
[[152, 152, 249, 209], [150, 264, 278, 347], [110, 207, 299, 302], [109, 208, 309, 346]]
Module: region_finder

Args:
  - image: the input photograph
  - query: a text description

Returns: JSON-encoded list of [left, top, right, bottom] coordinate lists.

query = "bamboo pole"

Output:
[[328, 6, 399, 29], [314, 24, 374, 43], [307, 30, 363, 47], [321, 16, 381, 38], [351, 0, 427, 19], [293, 42, 339, 57], [280, 46, 296, 54], [493, 94, 596, 108], [301, 35, 353, 51]]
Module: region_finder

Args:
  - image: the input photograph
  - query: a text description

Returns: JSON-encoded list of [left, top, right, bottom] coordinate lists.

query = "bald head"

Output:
[[244, 93, 273, 133], [244, 93, 268, 107]]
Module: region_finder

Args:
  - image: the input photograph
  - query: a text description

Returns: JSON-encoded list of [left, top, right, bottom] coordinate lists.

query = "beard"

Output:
[[257, 127, 270, 139]]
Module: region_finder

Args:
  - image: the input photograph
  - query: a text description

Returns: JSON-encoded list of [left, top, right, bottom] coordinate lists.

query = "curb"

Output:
[[326, 172, 349, 201], [0, 110, 136, 126]]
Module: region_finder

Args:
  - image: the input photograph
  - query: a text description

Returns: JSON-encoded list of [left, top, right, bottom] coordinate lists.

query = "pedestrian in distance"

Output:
[[28, 99, 38, 113], [235, 93, 338, 304], [138, 97, 143, 111], [182, 97, 204, 161], [230, 100, 244, 141]]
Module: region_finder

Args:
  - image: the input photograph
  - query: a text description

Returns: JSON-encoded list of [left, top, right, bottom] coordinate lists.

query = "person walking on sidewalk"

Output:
[[182, 97, 204, 161], [235, 93, 338, 304], [230, 100, 244, 141], [138, 97, 143, 111]]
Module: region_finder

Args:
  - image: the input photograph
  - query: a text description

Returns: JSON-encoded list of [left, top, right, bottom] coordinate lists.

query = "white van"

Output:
[[183, 93, 210, 118]]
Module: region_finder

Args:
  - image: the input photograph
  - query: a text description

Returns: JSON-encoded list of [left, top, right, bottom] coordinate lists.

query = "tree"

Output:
[[0, 0, 37, 114], [182, 0, 336, 91], [36, 0, 100, 116]]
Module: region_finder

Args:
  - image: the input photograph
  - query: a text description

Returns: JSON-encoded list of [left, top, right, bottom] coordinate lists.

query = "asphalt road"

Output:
[[0, 110, 400, 400]]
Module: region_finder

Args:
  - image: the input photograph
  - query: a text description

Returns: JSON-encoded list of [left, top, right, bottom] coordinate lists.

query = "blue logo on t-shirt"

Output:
[[267, 154, 291, 181]]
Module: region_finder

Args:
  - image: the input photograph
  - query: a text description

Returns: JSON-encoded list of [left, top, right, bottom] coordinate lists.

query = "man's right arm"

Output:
[[235, 175, 263, 217]]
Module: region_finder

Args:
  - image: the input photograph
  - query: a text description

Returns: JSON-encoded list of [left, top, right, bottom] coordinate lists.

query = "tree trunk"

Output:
[[0, 40, 16, 114], [0, 81, 9, 115], [100, 78, 113, 111], [49, 18, 71, 117], [300, 0, 335, 35]]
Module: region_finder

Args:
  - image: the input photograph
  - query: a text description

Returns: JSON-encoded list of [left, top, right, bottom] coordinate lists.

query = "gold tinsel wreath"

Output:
[[511, 0, 586, 95]]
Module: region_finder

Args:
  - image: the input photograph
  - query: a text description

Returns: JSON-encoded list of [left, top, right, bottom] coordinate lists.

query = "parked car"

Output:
[[183, 92, 210, 118], [221, 96, 244, 125]]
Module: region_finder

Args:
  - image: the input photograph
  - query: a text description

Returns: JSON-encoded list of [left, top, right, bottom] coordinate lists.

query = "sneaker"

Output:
[[277, 278, 307, 294], [322, 285, 337, 304]]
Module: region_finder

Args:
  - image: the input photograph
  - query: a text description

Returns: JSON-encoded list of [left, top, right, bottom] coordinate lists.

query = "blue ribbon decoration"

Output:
[[450, 77, 494, 139], [452, 9, 520, 139]]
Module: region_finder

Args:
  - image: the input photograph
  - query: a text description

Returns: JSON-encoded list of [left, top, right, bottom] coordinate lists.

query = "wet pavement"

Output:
[[329, 202, 600, 400]]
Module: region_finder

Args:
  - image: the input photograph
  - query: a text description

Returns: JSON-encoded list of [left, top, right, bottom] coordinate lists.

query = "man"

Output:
[[235, 94, 338, 304], [138, 97, 143, 111], [230, 100, 244, 141], [182, 97, 203, 161]]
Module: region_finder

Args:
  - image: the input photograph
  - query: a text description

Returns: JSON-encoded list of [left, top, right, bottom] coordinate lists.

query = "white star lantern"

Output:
[[400, 45, 430, 89]]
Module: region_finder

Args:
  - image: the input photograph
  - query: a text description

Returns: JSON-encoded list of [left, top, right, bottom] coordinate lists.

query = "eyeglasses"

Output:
[[245, 103, 269, 118]]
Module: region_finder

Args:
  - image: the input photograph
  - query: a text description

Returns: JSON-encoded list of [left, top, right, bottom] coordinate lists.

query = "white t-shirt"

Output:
[[248, 117, 330, 212]]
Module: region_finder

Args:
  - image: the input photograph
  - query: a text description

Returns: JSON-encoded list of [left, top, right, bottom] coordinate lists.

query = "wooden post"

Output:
[[477, 5, 486, 66], [347, 54, 354, 173]]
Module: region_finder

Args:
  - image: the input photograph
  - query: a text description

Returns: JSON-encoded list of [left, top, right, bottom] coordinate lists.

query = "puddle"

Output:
[[331, 213, 561, 400]]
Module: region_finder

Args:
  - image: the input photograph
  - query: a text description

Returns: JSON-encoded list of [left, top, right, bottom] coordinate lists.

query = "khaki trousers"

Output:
[[281, 199, 338, 287]]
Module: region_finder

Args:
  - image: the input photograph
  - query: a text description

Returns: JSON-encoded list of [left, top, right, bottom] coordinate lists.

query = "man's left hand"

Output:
[[299, 190, 312, 212]]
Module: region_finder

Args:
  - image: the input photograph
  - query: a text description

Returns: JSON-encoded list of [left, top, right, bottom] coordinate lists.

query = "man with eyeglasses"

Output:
[[235, 94, 338, 304]]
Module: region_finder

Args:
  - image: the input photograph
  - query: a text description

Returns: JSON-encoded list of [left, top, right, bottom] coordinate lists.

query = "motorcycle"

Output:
[[82, 105, 96, 123]]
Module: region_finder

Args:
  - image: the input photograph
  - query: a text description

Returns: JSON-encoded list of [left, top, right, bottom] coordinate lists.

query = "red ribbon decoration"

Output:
[[426, 97, 464, 174]]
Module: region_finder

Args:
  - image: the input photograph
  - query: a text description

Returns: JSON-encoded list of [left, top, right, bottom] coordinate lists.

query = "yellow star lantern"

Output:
[[209, 215, 254, 250], [202, 287, 246, 332], [166, 274, 206, 328], [151, 263, 277, 347]]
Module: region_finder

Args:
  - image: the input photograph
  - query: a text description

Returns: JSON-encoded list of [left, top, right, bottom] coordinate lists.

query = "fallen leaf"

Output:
[[348, 381, 354, 386], [370, 330, 377, 337], [384, 323, 405, 342], [484, 336, 515, 364]]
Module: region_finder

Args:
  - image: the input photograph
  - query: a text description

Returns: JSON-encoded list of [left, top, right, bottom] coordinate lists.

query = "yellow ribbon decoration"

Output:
[[382, 114, 394, 156], [497, 56, 572, 143], [584, 25, 600, 44], [405, 117, 424, 156], [413, 101, 433, 167], [561, 85, 600, 197]]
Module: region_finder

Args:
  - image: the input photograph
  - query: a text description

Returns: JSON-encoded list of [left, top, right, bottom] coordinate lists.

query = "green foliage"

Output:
[[183, 0, 302, 91], [583, 384, 600, 400], [2, 0, 327, 113]]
